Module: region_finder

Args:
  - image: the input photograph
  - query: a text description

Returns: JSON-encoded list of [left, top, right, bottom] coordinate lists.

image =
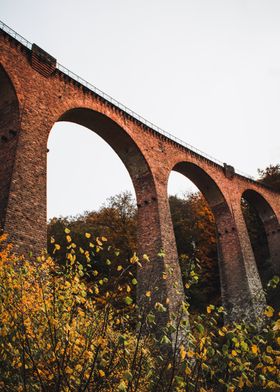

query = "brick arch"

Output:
[[55, 107, 151, 181], [242, 189, 279, 225], [171, 161, 229, 209], [242, 189, 280, 277], [167, 162, 265, 321], [0, 64, 20, 229]]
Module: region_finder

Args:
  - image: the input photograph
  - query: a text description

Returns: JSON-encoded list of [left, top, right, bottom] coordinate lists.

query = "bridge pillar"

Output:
[[2, 105, 49, 255], [214, 201, 265, 322], [134, 174, 186, 325]]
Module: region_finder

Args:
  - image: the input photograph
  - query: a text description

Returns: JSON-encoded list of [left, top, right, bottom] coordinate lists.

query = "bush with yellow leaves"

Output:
[[0, 234, 155, 391], [0, 231, 279, 391]]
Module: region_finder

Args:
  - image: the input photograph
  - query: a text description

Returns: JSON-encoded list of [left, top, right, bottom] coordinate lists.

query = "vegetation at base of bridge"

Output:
[[48, 190, 220, 313], [0, 231, 279, 391], [0, 164, 279, 391], [47, 164, 280, 312]]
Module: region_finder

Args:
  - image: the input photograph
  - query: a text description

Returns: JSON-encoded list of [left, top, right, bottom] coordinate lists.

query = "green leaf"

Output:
[[160, 335, 171, 345], [196, 323, 204, 334], [147, 313, 156, 324], [117, 381, 127, 391], [124, 296, 133, 305]]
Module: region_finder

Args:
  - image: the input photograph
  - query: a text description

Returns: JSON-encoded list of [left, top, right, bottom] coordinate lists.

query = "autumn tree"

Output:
[[258, 164, 280, 192], [48, 191, 137, 267], [169, 193, 220, 311]]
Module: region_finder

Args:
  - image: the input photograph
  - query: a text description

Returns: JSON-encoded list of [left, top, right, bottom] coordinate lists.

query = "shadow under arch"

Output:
[[241, 189, 280, 306], [169, 162, 233, 310], [0, 64, 20, 228]]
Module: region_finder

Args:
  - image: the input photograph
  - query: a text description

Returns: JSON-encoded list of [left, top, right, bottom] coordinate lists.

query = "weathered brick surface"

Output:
[[1, 30, 280, 322]]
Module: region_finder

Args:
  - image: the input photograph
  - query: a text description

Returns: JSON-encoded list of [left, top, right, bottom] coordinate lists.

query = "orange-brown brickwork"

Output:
[[1, 25, 280, 324]]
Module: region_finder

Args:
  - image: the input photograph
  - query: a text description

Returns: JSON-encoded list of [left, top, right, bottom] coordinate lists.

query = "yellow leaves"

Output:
[[96, 336, 107, 348], [75, 364, 83, 372], [130, 253, 139, 264], [84, 350, 93, 360], [94, 287, 99, 295], [64, 228, 70, 234], [185, 365, 192, 375], [2, 234, 280, 391], [65, 366, 73, 375], [85, 233, 91, 238], [264, 306, 274, 318], [67, 253, 76, 265], [145, 291, 151, 297], [142, 254, 150, 262], [66, 235, 72, 243], [77, 308, 85, 318], [187, 350, 195, 358], [251, 344, 258, 354], [180, 345, 187, 360], [96, 237, 103, 246], [273, 319, 280, 331], [238, 376, 244, 388], [267, 381, 280, 389], [54, 244, 61, 251], [207, 304, 215, 314]]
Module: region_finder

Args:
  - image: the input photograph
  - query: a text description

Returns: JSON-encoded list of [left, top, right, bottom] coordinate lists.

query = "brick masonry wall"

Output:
[[1, 31, 280, 322]]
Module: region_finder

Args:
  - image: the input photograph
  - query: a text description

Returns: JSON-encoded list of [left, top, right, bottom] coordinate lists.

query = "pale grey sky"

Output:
[[2, 0, 280, 218]]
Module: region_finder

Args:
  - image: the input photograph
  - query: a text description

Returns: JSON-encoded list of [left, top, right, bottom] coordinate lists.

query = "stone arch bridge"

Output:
[[1, 22, 279, 322]]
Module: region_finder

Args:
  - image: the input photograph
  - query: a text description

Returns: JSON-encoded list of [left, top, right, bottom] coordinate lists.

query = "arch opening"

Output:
[[241, 189, 280, 307], [0, 64, 20, 228], [167, 162, 230, 313], [47, 107, 156, 267]]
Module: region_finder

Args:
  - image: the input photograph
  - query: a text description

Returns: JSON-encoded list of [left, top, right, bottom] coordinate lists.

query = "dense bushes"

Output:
[[0, 233, 279, 391]]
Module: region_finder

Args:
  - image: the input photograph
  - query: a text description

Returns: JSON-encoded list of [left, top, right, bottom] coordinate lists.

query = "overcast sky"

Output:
[[2, 0, 280, 218]]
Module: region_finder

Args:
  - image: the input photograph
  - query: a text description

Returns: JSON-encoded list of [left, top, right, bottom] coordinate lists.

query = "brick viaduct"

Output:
[[0, 22, 280, 323]]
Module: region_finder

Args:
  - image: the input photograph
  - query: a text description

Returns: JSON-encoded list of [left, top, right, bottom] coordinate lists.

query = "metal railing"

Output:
[[0, 20, 255, 181], [0, 20, 32, 50]]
